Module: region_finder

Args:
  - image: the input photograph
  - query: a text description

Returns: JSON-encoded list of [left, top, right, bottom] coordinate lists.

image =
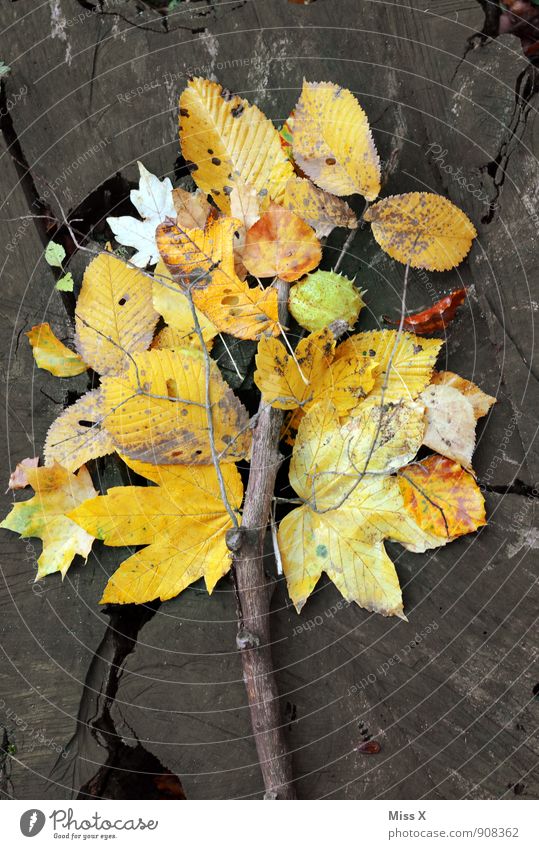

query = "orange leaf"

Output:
[[242, 203, 321, 283], [398, 454, 486, 539]]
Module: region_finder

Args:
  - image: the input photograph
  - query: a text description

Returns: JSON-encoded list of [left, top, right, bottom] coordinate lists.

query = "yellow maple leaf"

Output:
[[0, 463, 96, 579], [75, 252, 159, 375], [44, 388, 115, 473], [282, 175, 357, 238], [69, 459, 243, 604], [430, 371, 496, 419], [398, 454, 486, 540], [242, 203, 322, 283], [152, 259, 218, 350], [364, 192, 477, 271], [101, 348, 251, 465], [279, 399, 430, 617], [179, 78, 294, 213], [27, 323, 87, 377], [292, 80, 381, 200], [156, 216, 279, 340], [255, 328, 376, 417], [335, 330, 442, 403]]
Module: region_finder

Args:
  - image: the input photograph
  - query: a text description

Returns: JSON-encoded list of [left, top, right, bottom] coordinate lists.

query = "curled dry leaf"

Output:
[[292, 80, 381, 200], [156, 216, 279, 340], [7, 457, 39, 491], [69, 459, 243, 604], [383, 288, 467, 334], [27, 323, 87, 378], [336, 330, 442, 403], [242, 203, 322, 283], [364, 192, 477, 271], [282, 175, 357, 238], [44, 389, 115, 473], [179, 78, 294, 212], [0, 464, 96, 579], [420, 384, 477, 468], [75, 252, 159, 375], [289, 269, 365, 332], [398, 454, 486, 540], [101, 348, 251, 465], [230, 180, 262, 279], [151, 260, 218, 351], [430, 371, 496, 419]]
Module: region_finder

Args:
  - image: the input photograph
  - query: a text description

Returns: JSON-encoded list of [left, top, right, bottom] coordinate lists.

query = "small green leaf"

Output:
[[56, 272, 74, 293], [45, 241, 66, 269], [0, 61, 10, 79]]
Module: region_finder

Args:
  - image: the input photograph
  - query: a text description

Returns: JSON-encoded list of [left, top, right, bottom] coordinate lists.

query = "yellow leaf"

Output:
[[75, 252, 159, 374], [156, 216, 279, 340], [172, 187, 211, 229], [69, 462, 243, 604], [27, 323, 87, 377], [290, 399, 425, 511], [0, 464, 96, 579], [179, 78, 294, 213], [44, 389, 115, 473], [430, 371, 496, 419], [282, 176, 357, 238], [398, 454, 486, 539], [335, 330, 442, 403], [364, 192, 477, 271], [420, 384, 476, 469], [152, 259, 218, 350], [255, 328, 376, 416], [101, 348, 251, 465], [292, 80, 381, 200], [254, 328, 335, 410], [242, 203, 322, 283]]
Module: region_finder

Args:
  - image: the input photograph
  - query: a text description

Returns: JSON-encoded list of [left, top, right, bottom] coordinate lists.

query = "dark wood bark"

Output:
[[229, 281, 296, 799]]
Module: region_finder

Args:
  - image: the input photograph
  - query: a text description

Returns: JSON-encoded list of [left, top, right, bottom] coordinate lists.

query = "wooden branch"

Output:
[[228, 279, 296, 800]]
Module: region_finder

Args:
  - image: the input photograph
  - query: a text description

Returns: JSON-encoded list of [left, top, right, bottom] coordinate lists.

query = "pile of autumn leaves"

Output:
[[2, 79, 493, 619]]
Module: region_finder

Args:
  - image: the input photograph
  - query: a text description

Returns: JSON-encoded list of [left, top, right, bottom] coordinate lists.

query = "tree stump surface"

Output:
[[0, 0, 537, 800]]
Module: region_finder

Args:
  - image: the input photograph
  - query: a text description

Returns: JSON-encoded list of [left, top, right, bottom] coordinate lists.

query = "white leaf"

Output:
[[106, 162, 175, 268]]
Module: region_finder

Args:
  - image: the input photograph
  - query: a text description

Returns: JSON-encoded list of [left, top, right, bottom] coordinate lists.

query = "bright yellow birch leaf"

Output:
[[69, 462, 243, 604], [420, 384, 477, 468], [27, 323, 87, 377], [254, 328, 335, 410], [75, 252, 159, 374], [364, 192, 477, 270], [44, 389, 114, 473], [0, 463, 96, 579], [179, 78, 294, 212], [399, 454, 486, 540], [282, 176, 357, 238], [292, 80, 381, 200], [335, 330, 442, 403], [242, 203, 322, 283], [430, 371, 496, 419], [152, 259, 218, 350], [101, 348, 251, 465], [156, 216, 279, 340]]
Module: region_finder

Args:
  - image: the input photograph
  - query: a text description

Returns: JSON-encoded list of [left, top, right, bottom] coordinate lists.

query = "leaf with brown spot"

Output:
[[44, 389, 115, 473], [156, 215, 279, 340], [254, 328, 335, 410], [179, 78, 294, 212], [242, 203, 322, 283], [420, 384, 477, 468], [172, 187, 211, 230], [282, 175, 357, 238], [292, 80, 381, 200], [430, 371, 496, 419], [364, 193, 477, 271], [152, 259, 218, 351], [398, 453, 486, 540], [101, 348, 251, 465]]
